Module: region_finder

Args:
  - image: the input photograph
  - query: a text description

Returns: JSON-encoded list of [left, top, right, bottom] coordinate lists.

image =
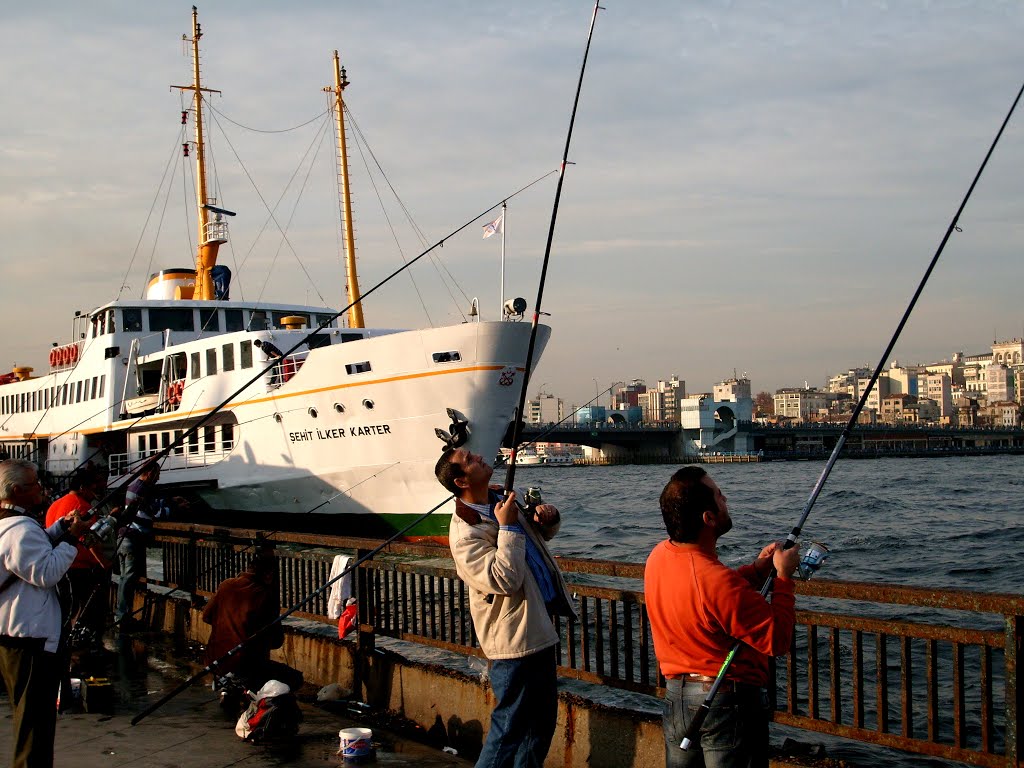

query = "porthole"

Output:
[[362, 399, 375, 410], [273, 413, 283, 423], [334, 403, 345, 414], [308, 407, 319, 418]]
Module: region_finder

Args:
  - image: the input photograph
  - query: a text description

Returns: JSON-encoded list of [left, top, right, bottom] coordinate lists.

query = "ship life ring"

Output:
[[49, 349, 58, 368], [167, 380, 183, 405], [174, 380, 184, 403], [58, 347, 68, 367], [68, 345, 78, 365]]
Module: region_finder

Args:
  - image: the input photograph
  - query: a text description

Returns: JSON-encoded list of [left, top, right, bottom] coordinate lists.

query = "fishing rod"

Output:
[[680, 77, 1024, 751], [503, 0, 603, 492], [129, 493, 452, 726]]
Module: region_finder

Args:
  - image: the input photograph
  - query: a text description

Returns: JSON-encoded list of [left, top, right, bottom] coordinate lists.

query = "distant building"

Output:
[[655, 376, 685, 423], [923, 373, 953, 421], [986, 363, 1014, 404], [713, 377, 751, 402], [774, 388, 829, 421], [613, 380, 647, 410], [991, 338, 1024, 368], [526, 393, 563, 424], [880, 393, 918, 424]]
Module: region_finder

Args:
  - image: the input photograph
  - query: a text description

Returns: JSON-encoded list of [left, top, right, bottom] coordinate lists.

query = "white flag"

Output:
[[482, 211, 504, 239]]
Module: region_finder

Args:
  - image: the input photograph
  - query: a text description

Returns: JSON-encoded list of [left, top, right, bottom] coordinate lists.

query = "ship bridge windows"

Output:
[[149, 308, 195, 333], [222, 343, 235, 371], [206, 349, 218, 376], [200, 308, 220, 332], [225, 309, 244, 332], [247, 310, 269, 331], [306, 334, 331, 351], [122, 308, 143, 332], [314, 314, 336, 329], [190, 352, 201, 380]]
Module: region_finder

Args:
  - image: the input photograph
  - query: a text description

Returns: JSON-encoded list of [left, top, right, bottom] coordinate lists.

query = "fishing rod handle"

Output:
[[680, 703, 711, 750]]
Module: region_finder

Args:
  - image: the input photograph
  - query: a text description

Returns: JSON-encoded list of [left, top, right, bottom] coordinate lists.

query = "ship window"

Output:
[[432, 351, 462, 363], [61, 385, 68, 406], [306, 333, 331, 350], [137, 436, 145, 453], [107, 309, 116, 333], [341, 333, 362, 343], [91, 314, 102, 338], [222, 344, 235, 372], [149, 308, 195, 332], [161, 432, 170, 450], [206, 349, 217, 376], [225, 309, 244, 332], [149, 434, 158, 451], [98, 376, 105, 398], [188, 430, 198, 455], [345, 361, 371, 375], [173, 429, 184, 456], [204, 426, 216, 453], [314, 314, 335, 329], [75, 381, 83, 403], [247, 310, 269, 331], [123, 308, 143, 332], [91, 377, 98, 399], [190, 353, 201, 380], [240, 341, 253, 369], [222, 423, 234, 450], [199, 308, 220, 332]]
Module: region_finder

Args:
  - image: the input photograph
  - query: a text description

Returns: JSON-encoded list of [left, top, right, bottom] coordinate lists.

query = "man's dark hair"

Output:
[[247, 548, 278, 579], [434, 448, 466, 497], [659, 466, 715, 543]]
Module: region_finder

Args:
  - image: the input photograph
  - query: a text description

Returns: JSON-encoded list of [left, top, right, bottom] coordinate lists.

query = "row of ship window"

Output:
[[137, 425, 234, 456], [90, 307, 339, 337], [0, 376, 107, 416]]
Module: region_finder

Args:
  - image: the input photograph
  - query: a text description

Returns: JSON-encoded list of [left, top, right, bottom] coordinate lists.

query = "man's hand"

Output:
[[531, 503, 560, 527], [65, 511, 91, 539], [773, 542, 801, 579], [494, 491, 519, 527]]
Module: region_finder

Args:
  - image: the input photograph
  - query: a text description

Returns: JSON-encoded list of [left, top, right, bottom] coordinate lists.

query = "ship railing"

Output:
[[267, 351, 308, 389], [154, 525, 1023, 768], [204, 218, 229, 244], [107, 444, 235, 478]]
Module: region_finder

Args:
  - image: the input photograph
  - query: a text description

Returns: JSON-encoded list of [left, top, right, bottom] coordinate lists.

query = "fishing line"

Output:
[[680, 76, 1024, 751], [503, 1, 603, 493]]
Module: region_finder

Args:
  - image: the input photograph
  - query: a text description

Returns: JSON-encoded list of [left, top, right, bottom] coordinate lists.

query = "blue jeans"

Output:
[[476, 645, 558, 768], [115, 535, 145, 623], [662, 678, 770, 768]]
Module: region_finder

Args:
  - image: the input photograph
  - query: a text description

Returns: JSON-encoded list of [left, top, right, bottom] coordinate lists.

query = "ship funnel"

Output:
[[146, 268, 197, 300]]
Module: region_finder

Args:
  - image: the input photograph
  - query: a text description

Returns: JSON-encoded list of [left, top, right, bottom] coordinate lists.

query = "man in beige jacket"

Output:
[[435, 448, 575, 768]]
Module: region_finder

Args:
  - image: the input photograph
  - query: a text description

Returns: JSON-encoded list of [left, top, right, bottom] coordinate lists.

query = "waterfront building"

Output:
[[985, 363, 1014, 404], [613, 380, 647, 410], [774, 388, 830, 421], [857, 373, 890, 412], [978, 401, 1021, 428], [880, 392, 918, 424], [827, 367, 871, 398], [713, 376, 751, 402], [638, 389, 665, 424], [888, 362, 924, 396], [527, 393, 563, 424], [574, 405, 607, 425], [925, 352, 965, 386], [655, 375, 685, 422], [923, 373, 954, 421], [679, 393, 753, 453], [991, 338, 1024, 367]]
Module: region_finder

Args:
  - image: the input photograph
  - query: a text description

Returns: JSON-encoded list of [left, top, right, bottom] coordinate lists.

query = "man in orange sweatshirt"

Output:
[[645, 467, 800, 768]]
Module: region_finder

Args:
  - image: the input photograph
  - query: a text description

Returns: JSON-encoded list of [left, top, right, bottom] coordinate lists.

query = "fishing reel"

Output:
[[82, 515, 119, 548], [797, 542, 830, 581]]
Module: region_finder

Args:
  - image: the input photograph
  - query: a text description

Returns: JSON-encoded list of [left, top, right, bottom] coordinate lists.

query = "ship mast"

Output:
[[173, 6, 228, 301], [325, 51, 364, 328]]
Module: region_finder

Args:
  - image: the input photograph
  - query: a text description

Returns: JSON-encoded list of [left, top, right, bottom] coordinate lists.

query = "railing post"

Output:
[[1006, 614, 1021, 766], [355, 547, 374, 653]]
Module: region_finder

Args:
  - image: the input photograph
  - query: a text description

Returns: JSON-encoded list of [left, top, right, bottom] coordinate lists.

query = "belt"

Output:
[[665, 673, 752, 693]]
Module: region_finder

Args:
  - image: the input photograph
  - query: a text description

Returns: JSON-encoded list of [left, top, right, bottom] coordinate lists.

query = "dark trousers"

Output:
[[662, 678, 770, 768], [0, 638, 59, 768], [476, 645, 558, 768]]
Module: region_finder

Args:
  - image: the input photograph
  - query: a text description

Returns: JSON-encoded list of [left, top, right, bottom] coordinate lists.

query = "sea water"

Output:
[[516, 454, 1024, 768]]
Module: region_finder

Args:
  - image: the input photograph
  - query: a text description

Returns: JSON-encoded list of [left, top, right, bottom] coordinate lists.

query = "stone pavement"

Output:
[[0, 634, 472, 768]]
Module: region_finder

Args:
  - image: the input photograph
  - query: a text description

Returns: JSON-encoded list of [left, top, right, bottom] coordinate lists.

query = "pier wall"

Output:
[[146, 592, 665, 767]]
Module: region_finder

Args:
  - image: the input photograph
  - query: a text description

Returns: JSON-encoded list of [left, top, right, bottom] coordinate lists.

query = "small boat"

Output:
[[0, 9, 550, 542], [540, 452, 575, 467]]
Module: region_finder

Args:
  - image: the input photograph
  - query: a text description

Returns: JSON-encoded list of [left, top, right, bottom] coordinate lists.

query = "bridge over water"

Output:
[[521, 422, 1024, 462]]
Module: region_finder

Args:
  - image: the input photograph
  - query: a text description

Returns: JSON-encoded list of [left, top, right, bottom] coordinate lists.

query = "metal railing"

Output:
[[155, 524, 1022, 767]]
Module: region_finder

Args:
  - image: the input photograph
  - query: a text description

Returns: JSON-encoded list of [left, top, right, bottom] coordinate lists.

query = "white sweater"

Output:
[[0, 516, 77, 652]]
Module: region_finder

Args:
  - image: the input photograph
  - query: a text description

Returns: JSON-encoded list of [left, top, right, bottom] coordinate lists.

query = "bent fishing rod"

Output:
[[504, 0, 603, 492], [129, 493, 452, 726], [680, 77, 1024, 751]]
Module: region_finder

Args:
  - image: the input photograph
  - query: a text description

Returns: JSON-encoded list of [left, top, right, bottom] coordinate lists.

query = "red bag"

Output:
[[337, 603, 357, 638]]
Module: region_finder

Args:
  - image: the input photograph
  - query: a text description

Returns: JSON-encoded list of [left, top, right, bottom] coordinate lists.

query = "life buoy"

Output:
[[174, 380, 184, 403], [58, 347, 67, 367], [49, 349, 58, 368], [68, 345, 78, 365]]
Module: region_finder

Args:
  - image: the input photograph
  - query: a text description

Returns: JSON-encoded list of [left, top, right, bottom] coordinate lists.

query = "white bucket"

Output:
[[339, 727, 373, 759]]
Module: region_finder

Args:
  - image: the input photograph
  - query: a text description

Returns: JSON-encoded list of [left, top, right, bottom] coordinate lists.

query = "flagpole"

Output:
[[499, 201, 507, 314]]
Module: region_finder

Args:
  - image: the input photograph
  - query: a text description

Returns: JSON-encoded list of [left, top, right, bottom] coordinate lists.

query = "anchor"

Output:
[[434, 408, 470, 450]]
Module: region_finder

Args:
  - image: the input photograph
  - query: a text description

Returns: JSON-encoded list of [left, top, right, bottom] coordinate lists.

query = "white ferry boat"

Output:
[[0, 10, 548, 541]]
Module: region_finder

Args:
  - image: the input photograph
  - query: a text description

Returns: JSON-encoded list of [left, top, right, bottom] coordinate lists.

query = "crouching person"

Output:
[[434, 448, 576, 768], [202, 547, 303, 710]]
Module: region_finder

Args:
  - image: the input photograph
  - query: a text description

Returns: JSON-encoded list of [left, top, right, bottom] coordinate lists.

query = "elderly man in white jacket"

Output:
[[0, 460, 90, 768]]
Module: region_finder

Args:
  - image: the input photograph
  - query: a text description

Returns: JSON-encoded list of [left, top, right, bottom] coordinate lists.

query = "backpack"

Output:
[[234, 680, 303, 743]]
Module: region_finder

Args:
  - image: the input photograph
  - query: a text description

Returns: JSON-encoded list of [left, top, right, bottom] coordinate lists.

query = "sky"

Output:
[[3, 1, 1024, 406]]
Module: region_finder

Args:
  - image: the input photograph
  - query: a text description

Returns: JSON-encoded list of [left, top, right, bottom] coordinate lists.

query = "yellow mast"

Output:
[[325, 51, 364, 328], [173, 6, 226, 301]]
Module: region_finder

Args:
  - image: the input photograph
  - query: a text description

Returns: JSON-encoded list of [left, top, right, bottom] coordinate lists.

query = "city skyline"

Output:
[[3, 3, 1024, 407]]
